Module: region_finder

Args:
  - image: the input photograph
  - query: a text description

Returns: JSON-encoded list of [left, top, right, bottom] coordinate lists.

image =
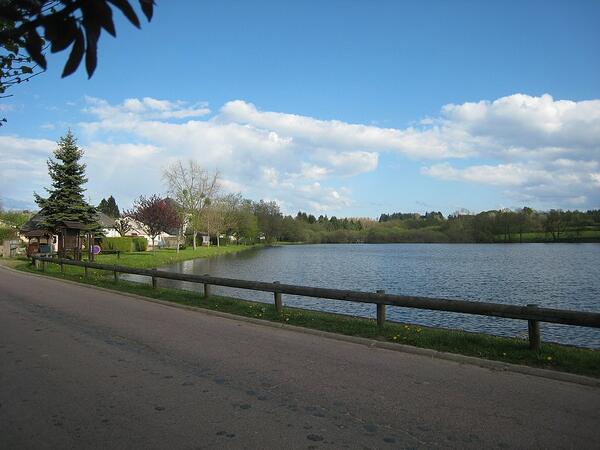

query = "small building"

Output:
[[20, 211, 115, 259]]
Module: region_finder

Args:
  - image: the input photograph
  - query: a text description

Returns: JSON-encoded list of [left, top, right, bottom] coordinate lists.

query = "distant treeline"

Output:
[[275, 208, 600, 244], [5, 197, 600, 246]]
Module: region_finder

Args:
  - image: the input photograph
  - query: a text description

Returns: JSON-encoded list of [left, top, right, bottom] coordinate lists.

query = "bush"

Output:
[[132, 237, 148, 252], [102, 237, 134, 252]]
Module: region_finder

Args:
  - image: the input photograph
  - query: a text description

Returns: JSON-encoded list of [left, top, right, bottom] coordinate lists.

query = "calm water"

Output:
[[126, 244, 600, 348]]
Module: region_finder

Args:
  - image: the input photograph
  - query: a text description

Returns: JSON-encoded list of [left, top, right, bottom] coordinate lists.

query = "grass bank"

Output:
[[93, 245, 261, 269], [10, 258, 600, 379]]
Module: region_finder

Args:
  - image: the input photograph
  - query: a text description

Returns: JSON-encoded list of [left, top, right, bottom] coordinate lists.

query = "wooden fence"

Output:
[[32, 255, 600, 351]]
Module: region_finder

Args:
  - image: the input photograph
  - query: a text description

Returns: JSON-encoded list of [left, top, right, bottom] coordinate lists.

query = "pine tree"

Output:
[[34, 131, 98, 232]]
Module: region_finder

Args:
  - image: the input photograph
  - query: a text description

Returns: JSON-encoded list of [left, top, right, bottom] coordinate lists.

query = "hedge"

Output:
[[102, 237, 134, 252], [133, 237, 147, 252], [101, 236, 148, 253]]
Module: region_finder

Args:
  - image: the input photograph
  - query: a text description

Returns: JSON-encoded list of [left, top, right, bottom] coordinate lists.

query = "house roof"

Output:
[[95, 211, 117, 228]]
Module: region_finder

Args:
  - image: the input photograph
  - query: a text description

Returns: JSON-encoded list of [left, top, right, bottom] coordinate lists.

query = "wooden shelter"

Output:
[[20, 211, 113, 260]]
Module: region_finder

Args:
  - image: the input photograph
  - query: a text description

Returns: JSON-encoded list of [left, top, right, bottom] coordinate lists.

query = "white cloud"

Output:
[[78, 94, 600, 210], [413, 93, 600, 207], [0, 135, 55, 204], [84, 96, 210, 123], [421, 160, 600, 207], [77, 97, 388, 212], [5, 93, 600, 212], [219, 99, 472, 159], [317, 151, 379, 176], [441, 94, 600, 152], [299, 163, 331, 180], [421, 163, 552, 187]]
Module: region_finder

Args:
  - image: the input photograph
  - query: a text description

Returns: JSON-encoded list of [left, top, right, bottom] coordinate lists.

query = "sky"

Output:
[[1, 0, 599, 217]]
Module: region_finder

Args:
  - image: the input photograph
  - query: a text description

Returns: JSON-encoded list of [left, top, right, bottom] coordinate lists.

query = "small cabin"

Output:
[[20, 211, 113, 260]]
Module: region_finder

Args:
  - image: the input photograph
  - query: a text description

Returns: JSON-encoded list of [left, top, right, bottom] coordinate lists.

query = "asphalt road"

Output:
[[1, 267, 599, 449]]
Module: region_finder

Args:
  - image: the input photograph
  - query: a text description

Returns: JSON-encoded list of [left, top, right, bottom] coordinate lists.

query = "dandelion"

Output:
[[502, 352, 507, 356], [393, 336, 398, 340], [417, 328, 422, 333], [547, 356, 552, 361]]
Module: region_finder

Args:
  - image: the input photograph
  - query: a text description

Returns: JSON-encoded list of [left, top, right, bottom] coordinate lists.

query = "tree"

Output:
[[516, 207, 533, 243], [236, 207, 258, 244], [0, 17, 44, 121], [125, 194, 180, 254], [253, 200, 282, 242], [113, 217, 132, 237], [544, 209, 569, 242], [199, 194, 242, 247], [162, 160, 220, 250], [0, 208, 32, 229], [219, 193, 244, 238], [34, 131, 98, 243], [1, 0, 154, 123], [97, 195, 120, 217]]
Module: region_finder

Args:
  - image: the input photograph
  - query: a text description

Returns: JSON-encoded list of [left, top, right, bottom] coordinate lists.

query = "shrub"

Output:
[[132, 237, 148, 252], [102, 237, 134, 252]]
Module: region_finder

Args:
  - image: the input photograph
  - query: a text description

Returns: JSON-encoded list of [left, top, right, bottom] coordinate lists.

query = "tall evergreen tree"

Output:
[[34, 131, 98, 231]]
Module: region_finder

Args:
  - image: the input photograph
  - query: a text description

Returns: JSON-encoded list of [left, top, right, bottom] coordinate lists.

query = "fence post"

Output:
[[113, 266, 119, 283], [60, 262, 65, 274], [34, 258, 40, 270], [527, 304, 541, 351], [376, 289, 386, 330], [273, 281, 283, 314], [42, 260, 47, 272], [84, 265, 88, 278], [203, 274, 211, 298], [151, 270, 157, 289]]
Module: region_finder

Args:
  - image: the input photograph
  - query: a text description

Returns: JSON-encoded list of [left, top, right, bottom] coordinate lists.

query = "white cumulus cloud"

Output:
[[4, 93, 600, 212]]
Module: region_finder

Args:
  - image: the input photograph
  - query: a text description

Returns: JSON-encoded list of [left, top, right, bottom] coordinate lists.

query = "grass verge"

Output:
[[9, 258, 600, 379]]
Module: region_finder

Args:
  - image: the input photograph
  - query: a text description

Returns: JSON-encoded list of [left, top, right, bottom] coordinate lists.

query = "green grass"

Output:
[[12, 258, 600, 379], [92, 245, 261, 269]]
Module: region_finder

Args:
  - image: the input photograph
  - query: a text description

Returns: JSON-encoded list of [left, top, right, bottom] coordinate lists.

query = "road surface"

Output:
[[1, 266, 599, 449]]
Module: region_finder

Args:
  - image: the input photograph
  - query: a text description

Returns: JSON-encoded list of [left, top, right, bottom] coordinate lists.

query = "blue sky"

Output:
[[1, 0, 599, 216]]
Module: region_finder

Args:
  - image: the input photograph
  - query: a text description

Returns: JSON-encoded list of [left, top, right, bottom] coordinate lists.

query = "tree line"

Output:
[[97, 191, 600, 245]]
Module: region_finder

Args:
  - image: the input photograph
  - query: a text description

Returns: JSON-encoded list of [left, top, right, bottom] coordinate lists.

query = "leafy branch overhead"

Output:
[[0, 0, 154, 81]]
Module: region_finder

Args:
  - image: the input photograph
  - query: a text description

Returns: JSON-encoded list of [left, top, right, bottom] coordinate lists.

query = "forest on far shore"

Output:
[[279, 208, 600, 244], [3, 200, 600, 245]]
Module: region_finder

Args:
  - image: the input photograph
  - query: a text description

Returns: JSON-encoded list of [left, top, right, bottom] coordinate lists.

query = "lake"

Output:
[[126, 243, 600, 348]]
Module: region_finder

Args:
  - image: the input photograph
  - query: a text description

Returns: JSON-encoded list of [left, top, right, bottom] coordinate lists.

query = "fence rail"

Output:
[[32, 255, 600, 351]]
